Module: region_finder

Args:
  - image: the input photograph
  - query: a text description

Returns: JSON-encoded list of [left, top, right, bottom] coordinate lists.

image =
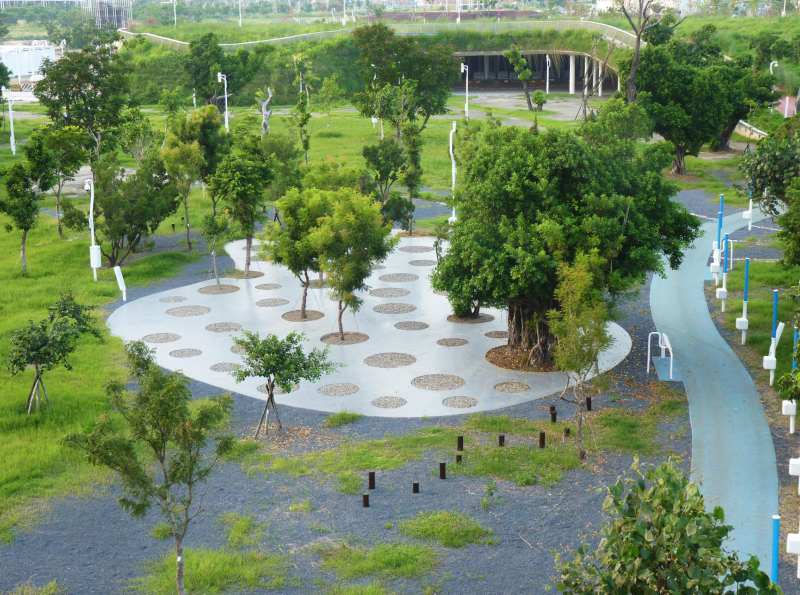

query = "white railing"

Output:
[[646, 331, 674, 380]]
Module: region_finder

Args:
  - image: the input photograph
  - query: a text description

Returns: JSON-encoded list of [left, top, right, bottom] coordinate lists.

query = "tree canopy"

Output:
[[1, 162, 41, 275]]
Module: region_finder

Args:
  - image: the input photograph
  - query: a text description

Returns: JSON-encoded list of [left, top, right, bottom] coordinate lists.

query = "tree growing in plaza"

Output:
[[555, 458, 778, 593], [548, 254, 611, 460], [161, 133, 204, 251], [24, 125, 86, 239], [1, 163, 41, 275], [65, 341, 233, 595], [8, 292, 98, 413], [432, 122, 698, 367], [209, 142, 271, 276], [504, 48, 534, 111], [311, 190, 396, 340], [266, 188, 333, 319], [233, 331, 334, 437], [35, 37, 129, 164]]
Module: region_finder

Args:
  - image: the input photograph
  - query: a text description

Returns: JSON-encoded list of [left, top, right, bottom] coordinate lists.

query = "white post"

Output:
[[461, 62, 469, 119], [217, 72, 229, 132], [113, 265, 127, 302], [173, 0, 177, 27], [598, 63, 603, 97], [449, 121, 457, 223], [568, 54, 575, 95], [3, 87, 15, 156], [85, 179, 100, 282], [583, 55, 589, 97], [785, 402, 798, 434], [545, 54, 551, 95], [238, 0, 242, 27]]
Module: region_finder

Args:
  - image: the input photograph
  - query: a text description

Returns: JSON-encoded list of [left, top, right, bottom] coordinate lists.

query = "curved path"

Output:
[[650, 209, 778, 569]]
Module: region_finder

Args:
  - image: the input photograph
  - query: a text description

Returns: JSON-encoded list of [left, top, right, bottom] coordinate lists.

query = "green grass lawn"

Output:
[[128, 18, 349, 44]]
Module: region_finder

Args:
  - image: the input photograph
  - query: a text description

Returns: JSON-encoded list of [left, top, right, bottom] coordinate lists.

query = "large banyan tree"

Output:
[[431, 119, 699, 367]]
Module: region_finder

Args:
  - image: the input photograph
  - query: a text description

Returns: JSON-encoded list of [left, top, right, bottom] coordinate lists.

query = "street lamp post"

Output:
[[217, 72, 229, 132], [85, 179, 101, 282], [238, 0, 243, 27], [460, 62, 469, 120], [448, 121, 457, 224], [2, 86, 16, 156]]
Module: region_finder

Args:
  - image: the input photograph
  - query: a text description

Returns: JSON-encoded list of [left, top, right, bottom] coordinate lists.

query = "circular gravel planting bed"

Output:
[[363, 352, 417, 368], [372, 264, 386, 270], [494, 381, 530, 393], [169, 348, 202, 358], [198, 284, 240, 295], [282, 310, 324, 322], [447, 313, 494, 324], [320, 332, 369, 345], [373, 302, 416, 314], [142, 332, 181, 344], [210, 362, 240, 373], [399, 245, 434, 253], [255, 283, 282, 290], [411, 373, 465, 391], [486, 345, 551, 372], [258, 383, 298, 395], [394, 321, 429, 331], [485, 330, 509, 339], [317, 383, 360, 396], [437, 338, 468, 347], [308, 278, 327, 288], [369, 287, 411, 298], [442, 396, 479, 409], [205, 322, 243, 333], [409, 259, 436, 267], [256, 298, 290, 308], [372, 396, 407, 409], [230, 270, 264, 279], [379, 273, 419, 283], [166, 305, 211, 317], [230, 344, 247, 355], [158, 295, 187, 303]]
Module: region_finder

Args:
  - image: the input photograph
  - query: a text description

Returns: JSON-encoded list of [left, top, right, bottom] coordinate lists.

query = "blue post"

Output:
[[723, 233, 729, 273], [793, 326, 798, 371], [771, 514, 780, 584], [772, 289, 779, 339], [743, 257, 751, 302], [717, 194, 725, 247]]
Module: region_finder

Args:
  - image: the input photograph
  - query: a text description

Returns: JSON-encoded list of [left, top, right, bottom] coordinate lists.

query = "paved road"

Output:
[[650, 209, 778, 570]]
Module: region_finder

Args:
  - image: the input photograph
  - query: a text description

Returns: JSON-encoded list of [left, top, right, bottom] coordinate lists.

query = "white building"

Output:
[[0, 41, 59, 83]]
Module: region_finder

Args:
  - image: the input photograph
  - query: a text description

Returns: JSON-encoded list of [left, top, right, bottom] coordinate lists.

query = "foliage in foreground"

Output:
[[555, 459, 779, 594], [398, 511, 493, 548]]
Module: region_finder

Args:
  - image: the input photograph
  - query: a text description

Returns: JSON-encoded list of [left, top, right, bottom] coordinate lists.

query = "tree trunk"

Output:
[[626, 39, 642, 103], [183, 196, 192, 251], [337, 300, 346, 341], [522, 81, 534, 111], [175, 536, 185, 595], [55, 183, 64, 239], [672, 145, 687, 175], [211, 249, 220, 286], [576, 394, 586, 461], [20, 229, 28, 275], [301, 272, 309, 319], [507, 301, 555, 367], [244, 236, 252, 276], [715, 121, 737, 152]]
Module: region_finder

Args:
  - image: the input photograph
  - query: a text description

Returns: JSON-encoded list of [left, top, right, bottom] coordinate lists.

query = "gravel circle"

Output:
[[399, 245, 434, 253], [198, 284, 240, 295], [379, 273, 419, 283], [169, 348, 202, 358], [257, 383, 298, 395], [485, 330, 509, 339], [372, 264, 386, 270], [371, 396, 407, 409], [210, 362, 240, 373], [232, 270, 264, 279], [230, 344, 247, 355], [255, 283, 282, 290], [369, 287, 411, 298], [494, 381, 530, 393], [308, 278, 327, 288], [394, 321, 429, 331], [282, 310, 324, 322], [166, 305, 211, 317], [409, 259, 436, 266], [320, 332, 369, 345], [317, 383, 360, 396], [205, 322, 243, 333], [437, 338, 468, 347], [442, 396, 479, 409], [447, 313, 495, 324], [256, 298, 290, 308], [373, 302, 417, 314], [158, 295, 187, 303], [411, 373, 465, 391], [363, 352, 417, 368], [142, 332, 181, 344]]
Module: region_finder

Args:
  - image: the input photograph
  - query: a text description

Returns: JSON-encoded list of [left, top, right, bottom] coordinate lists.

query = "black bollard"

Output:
[[368, 471, 376, 490], [586, 396, 592, 412], [362, 493, 370, 508], [412, 482, 420, 494], [439, 462, 447, 479], [549, 405, 557, 423], [456, 454, 463, 464], [498, 434, 505, 447], [457, 435, 464, 451], [171, 223, 176, 233], [563, 427, 571, 442], [539, 431, 546, 449]]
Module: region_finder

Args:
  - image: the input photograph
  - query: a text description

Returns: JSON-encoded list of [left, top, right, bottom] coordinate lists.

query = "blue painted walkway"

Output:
[[650, 210, 778, 570]]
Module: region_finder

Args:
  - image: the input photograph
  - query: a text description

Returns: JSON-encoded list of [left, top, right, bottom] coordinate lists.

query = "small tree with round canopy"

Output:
[[1, 163, 41, 275]]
